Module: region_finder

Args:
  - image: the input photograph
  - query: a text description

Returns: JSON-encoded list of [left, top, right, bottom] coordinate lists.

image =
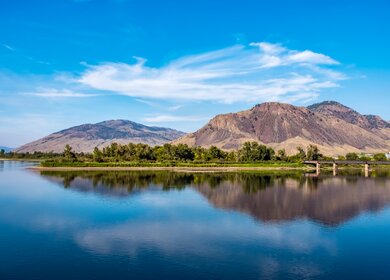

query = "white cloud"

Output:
[[168, 104, 183, 111], [1, 43, 15, 52], [142, 114, 207, 123], [77, 42, 344, 104], [25, 88, 99, 98]]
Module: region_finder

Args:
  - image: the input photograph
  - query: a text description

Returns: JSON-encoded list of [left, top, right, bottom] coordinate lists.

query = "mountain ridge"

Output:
[[0, 146, 14, 152], [15, 120, 185, 153], [174, 101, 390, 156]]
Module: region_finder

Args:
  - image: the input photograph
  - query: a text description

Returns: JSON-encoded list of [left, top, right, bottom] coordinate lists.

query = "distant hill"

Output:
[[174, 101, 390, 156], [0, 146, 13, 152], [15, 120, 186, 153]]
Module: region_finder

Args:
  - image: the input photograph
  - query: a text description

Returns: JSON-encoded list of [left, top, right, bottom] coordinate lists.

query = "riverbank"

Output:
[[0, 158, 44, 162], [28, 163, 390, 173], [30, 165, 311, 172]]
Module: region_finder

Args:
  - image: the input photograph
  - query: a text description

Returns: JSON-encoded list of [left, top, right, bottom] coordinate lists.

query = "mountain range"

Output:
[[14, 101, 390, 155], [14, 120, 185, 153], [0, 146, 13, 152], [174, 101, 390, 155]]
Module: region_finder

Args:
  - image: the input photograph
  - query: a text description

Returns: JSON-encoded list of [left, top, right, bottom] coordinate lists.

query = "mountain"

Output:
[[0, 146, 13, 152], [15, 120, 185, 153], [174, 101, 390, 155], [308, 101, 390, 139], [308, 101, 390, 130]]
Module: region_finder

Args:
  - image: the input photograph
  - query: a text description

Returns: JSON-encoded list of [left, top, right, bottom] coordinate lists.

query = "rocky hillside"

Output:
[[174, 101, 390, 155], [15, 120, 185, 153], [308, 101, 390, 130]]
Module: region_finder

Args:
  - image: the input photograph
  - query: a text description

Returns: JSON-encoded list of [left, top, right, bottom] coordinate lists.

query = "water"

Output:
[[1, 161, 390, 280]]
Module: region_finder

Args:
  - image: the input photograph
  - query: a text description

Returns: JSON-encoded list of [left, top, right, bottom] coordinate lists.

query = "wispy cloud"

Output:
[[25, 88, 99, 98], [1, 43, 15, 52], [168, 105, 183, 111], [77, 42, 345, 104], [142, 115, 207, 123], [0, 44, 15, 52]]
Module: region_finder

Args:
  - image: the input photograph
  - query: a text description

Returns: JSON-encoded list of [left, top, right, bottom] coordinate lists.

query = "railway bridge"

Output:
[[303, 160, 390, 176]]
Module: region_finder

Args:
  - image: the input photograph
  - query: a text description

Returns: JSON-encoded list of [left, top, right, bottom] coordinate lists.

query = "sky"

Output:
[[1, 0, 390, 147]]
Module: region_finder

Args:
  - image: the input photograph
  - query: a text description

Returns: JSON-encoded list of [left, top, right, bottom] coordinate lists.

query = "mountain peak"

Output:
[[308, 100, 352, 111], [308, 101, 389, 130], [175, 101, 390, 155], [15, 120, 185, 153]]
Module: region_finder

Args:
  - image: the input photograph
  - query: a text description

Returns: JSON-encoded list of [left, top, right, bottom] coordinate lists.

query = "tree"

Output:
[[276, 149, 287, 161], [359, 155, 370, 161], [306, 144, 322, 161], [346, 152, 359, 161], [203, 146, 226, 161], [174, 144, 195, 161], [238, 142, 274, 162], [0, 149, 4, 157], [226, 151, 237, 162], [296, 147, 306, 161], [373, 153, 387, 161], [93, 147, 103, 162], [63, 145, 77, 162]]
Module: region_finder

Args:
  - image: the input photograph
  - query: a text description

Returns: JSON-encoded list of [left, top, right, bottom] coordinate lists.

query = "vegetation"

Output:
[[344, 152, 389, 162], [38, 142, 325, 166], [1, 141, 387, 167]]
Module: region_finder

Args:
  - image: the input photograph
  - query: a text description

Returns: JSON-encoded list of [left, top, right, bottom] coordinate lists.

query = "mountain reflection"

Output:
[[40, 170, 390, 226]]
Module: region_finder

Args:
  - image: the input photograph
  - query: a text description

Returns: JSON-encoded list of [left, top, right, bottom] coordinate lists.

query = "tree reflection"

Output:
[[40, 170, 390, 226]]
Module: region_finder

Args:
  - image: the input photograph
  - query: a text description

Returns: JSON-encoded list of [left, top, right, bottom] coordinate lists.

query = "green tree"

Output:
[[93, 147, 103, 162], [373, 153, 387, 161], [174, 144, 195, 161], [226, 151, 237, 162], [63, 145, 77, 162], [306, 144, 322, 161], [276, 149, 287, 161], [0, 149, 5, 157], [238, 142, 274, 162], [359, 155, 371, 161], [203, 146, 226, 161], [345, 152, 359, 161], [296, 147, 306, 161]]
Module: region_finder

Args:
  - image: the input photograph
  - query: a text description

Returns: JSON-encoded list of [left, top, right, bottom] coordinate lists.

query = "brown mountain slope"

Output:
[[308, 101, 390, 131], [308, 101, 390, 140], [15, 120, 185, 153], [174, 102, 390, 155]]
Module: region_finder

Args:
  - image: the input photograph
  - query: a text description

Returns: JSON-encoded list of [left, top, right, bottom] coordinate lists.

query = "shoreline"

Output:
[[29, 166, 312, 172]]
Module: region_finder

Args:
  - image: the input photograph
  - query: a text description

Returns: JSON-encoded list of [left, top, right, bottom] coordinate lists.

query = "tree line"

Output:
[[2, 142, 388, 164], [59, 142, 324, 163]]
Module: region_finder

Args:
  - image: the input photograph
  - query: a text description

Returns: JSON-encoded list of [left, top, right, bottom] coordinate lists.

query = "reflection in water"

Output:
[[41, 170, 390, 226], [2, 161, 390, 280]]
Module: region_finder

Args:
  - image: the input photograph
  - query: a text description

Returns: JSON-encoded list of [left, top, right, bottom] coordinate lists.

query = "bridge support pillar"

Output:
[[333, 163, 338, 176], [364, 163, 370, 177], [316, 162, 321, 175]]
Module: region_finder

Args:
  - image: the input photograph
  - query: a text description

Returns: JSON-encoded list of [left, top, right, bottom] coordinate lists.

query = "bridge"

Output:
[[303, 160, 390, 176]]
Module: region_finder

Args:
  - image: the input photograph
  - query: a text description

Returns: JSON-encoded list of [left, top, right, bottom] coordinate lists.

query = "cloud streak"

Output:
[[1, 43, 15, 52], [142, 114, 207, 123], [77, 42, 344, 103], [25, 88, 99, 98]]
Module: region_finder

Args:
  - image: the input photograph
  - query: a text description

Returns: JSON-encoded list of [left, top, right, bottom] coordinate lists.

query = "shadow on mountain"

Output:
[[39, 170, 390, 226]]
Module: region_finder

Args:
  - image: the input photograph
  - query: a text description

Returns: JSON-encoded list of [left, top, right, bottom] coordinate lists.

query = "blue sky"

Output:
[[1, 0, 389, 147]]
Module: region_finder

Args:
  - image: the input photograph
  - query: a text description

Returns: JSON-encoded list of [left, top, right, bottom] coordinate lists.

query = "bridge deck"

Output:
[[304, 160, 390, 165]]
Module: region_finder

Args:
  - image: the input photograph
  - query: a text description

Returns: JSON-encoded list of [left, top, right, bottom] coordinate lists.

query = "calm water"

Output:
[[1, 161, 390, 279]]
